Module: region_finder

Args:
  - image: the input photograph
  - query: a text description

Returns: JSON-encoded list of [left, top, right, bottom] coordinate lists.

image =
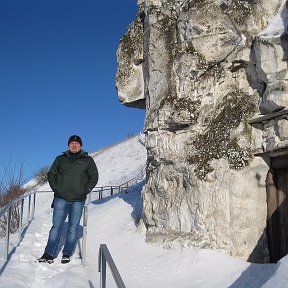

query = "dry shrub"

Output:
[[0, 161, 30, 237], [34, 166, 49, 186]]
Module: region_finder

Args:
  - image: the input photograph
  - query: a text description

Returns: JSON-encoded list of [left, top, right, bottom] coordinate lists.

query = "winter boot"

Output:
[[38, 253, 54, 264], [61, 255, 70, 264]]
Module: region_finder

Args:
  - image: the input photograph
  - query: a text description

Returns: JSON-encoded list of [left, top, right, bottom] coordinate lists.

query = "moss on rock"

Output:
[[186, 88, 258, 179]]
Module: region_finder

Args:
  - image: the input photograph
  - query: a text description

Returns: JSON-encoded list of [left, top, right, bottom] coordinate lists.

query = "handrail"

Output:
[[0, 190, 89, 266], [92, 165, 146, 201], [0, 182, 138, 265], [0, 190, 37, 261], [80, 200, 89, 266], [98, 244, 126, 288]]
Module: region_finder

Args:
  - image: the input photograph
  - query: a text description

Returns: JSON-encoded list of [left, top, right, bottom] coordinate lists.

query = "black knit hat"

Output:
[[68, 135, 82, 146]]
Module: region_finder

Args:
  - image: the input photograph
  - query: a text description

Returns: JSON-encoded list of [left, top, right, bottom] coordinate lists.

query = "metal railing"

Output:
[[0, 190, 37, 261], [80, 202, 89, 266], [98, 244, 126, 288], [92, 166, 146, 201], [0, 190, 90, 266], [0, 184, 135, 265], [0, 167, 146, 268]]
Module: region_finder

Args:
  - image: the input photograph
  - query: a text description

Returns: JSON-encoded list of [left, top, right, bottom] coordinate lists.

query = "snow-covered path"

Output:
[[2, 135, 288, 287], [0, 188, 281, 288], [0, 135, 147, 287], [0, 192, 90, 288]]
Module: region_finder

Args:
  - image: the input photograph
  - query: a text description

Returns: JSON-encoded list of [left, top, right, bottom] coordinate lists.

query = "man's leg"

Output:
[[62, 200, 85, 257], [44, 197, 69, 257]]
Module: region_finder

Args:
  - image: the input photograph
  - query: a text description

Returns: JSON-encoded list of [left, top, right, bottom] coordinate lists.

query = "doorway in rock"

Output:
[[266, 155, 288, 263]]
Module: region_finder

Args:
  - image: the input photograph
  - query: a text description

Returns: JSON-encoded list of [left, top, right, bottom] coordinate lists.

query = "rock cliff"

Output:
[[116, 0, 288, 262]]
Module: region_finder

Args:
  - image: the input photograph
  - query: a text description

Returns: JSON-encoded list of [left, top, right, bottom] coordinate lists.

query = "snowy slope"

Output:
[[37, 134, 147, 191], [1, 134, 288, 287]]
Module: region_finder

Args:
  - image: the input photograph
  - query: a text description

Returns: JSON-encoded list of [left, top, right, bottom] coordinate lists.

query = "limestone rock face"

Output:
[[115, 9, 145, 109], [255, 3, 288, 113], [116, 0, 287, 262]]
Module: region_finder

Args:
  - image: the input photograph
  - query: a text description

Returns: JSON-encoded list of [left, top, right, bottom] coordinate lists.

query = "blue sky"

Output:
[[0, 0, 145, 181]]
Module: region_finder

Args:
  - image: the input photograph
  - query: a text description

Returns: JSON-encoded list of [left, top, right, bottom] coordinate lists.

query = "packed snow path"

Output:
[[0, 193, 91, 288], [2, 135, 288, 287], [0, 135, 148, 287]]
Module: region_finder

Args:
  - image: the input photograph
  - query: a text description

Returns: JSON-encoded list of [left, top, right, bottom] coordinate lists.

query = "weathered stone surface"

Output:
[[250, 110, 288, 155], [115, 8, 145, 108], [116, 0, 287, 262]]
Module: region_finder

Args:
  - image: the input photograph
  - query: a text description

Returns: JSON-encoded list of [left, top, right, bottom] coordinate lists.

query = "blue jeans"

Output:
[[45, 197, 85, 257]]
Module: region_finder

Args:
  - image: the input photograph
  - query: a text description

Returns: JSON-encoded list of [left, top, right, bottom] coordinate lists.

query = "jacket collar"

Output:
[[63, 149, 88, 159]]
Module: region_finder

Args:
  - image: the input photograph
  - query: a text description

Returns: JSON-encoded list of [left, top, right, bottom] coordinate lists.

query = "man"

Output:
[[38, 135, 98, 264]]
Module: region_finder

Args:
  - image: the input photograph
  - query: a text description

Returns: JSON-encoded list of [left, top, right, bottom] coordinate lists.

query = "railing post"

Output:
[[99, 187, 103, 200], [28, 194, 35, 222], [110, 187, 113, 196], [99, 248, 107, 288], [98, 244, 126, 288], [27, 195, 31, 223], [31, 193, 36, 220], [81, 205, 88, 266], [4, 206, 12, 261], [88, 192, 92, 204], [18, 198, 24, 241]]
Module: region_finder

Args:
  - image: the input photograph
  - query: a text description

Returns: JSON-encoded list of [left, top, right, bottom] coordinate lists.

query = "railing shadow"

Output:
[[117, 181, 144, 224], [0, 222, 31, 275], [90, 180, 144, 225]]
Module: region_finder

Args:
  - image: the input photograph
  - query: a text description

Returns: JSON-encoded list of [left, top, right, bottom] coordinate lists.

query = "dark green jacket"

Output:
[[48, 150, 98, 201]]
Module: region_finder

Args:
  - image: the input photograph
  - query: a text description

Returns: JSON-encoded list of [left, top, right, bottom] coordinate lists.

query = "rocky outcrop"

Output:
[[116, 0, 287, 262], [115, 10, 145, 109]]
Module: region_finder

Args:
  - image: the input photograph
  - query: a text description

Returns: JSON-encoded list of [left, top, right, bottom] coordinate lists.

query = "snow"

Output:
[[258, 0, 288, 38], [0, 2, 287, 287], [0, 134, 288, 287]]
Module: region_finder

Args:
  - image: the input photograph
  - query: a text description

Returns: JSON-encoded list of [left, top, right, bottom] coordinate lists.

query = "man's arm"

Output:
[[47, 157, 59, 192], [85, 158, 99, 194]]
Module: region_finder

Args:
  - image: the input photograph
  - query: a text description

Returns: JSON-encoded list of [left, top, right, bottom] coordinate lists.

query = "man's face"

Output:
[[69, 141, 81, 153]]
